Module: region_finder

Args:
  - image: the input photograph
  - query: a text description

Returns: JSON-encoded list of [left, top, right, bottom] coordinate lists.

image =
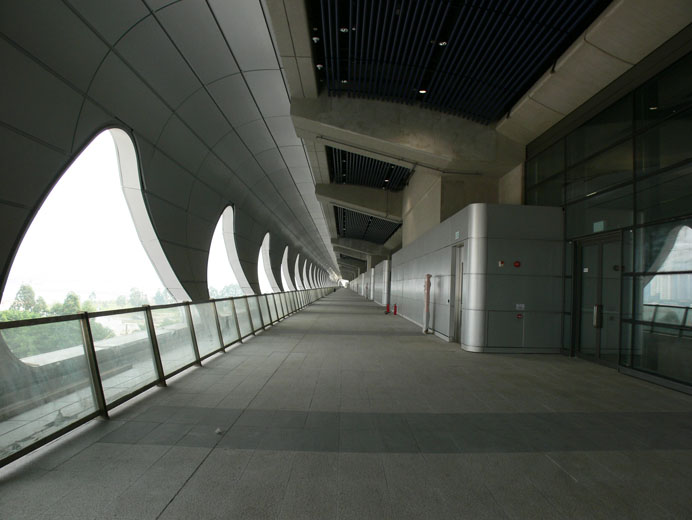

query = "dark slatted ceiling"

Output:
[[335, 206, 400, 244], [309, 0, 612, 124], [327, 146, 412, 191]]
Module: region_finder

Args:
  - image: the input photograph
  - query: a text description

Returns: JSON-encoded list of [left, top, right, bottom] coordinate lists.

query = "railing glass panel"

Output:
[[215, 300, 240, 346], [190, 303, 222, 357], [90, 311, 158, 404], [151, 307, 195, 375], [0, 319, 97, 461], [235, 299, 252, 337]]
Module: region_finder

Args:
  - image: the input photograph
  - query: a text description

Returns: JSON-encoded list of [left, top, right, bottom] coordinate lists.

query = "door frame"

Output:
[[572, 231, 623, 367], [450, 244, 464, 343]]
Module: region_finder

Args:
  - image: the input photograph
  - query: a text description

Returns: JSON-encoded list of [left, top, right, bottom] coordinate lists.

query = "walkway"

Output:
[[2, 289, 692, 519]]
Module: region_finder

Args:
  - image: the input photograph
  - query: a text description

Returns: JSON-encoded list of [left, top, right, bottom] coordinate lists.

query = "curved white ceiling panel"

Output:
[[0, 0, 336, 301]]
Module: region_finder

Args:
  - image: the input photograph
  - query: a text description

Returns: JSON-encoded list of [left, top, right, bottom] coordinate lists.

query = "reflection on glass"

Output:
[[90, 311, 157, 404], [526, 140, 564, 188], [636, 163, 692, 224], [635, 52, 692, 130], [566, 94, 632, 167], [565, 186, 633, 239], [565, 141, 632, 202], [190, 303, 221, 357], [628, 221, 692, 384], [235, 298, 252, 337], [247, 296, 263, 330], [151, 307, 195, 374], [636, 110, 692, 177], [215, 300, 239, 346], [0, 320, 97, 460]]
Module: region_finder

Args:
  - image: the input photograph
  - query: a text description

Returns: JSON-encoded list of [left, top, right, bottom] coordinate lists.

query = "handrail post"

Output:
[[211, 300, 226, 351], [184, 303, 202, 366], [80, 313, 109, 418], [145, 305, 167, 387]]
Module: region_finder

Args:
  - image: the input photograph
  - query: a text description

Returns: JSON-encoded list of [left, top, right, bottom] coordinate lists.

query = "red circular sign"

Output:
[[513, 261, 521, 268]]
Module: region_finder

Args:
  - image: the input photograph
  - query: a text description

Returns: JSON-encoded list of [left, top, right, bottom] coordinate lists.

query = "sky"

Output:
[[207, 217, 240, 294], [0, 131, 168, 308]]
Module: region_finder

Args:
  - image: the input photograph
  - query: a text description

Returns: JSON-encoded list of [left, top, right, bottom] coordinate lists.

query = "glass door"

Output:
[[575, 234, 622, 365]]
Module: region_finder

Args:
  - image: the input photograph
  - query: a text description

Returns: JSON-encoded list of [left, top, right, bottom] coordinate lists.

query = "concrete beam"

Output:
[[331, 237, 392, 257], [292, 95, 524, 177], [315, 184, 402, 223]]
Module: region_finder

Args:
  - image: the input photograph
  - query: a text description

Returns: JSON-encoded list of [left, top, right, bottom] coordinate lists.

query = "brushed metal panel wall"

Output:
[[392, 203, 563, 349]]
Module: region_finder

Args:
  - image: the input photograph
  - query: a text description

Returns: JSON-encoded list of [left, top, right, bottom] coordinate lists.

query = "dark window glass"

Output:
[[566, 94, 633, 167], [526, 140, 564, 188], [631, 323, 692, 385], [636, 109, 692, 177], [636, 161, 692, 224], [526, 173, 563, 206], [565, 141, 632, 202], [635, 52, 692, 130], [565, 185, 633, 239]]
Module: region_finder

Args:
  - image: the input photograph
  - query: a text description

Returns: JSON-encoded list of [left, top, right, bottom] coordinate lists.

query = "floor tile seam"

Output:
[[153, 443, 219, 520], [96, 443, 177, 517]]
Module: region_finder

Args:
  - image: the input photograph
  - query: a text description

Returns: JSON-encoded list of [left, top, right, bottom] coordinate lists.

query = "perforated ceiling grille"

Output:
[[335, 206, 400, 244], [309, 0, 611, 124], [327, 146, 412, 191]]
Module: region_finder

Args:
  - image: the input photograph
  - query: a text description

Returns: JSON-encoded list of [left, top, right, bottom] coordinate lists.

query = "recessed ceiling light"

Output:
[[419, 89, 427, 94], [384, 179, 390, 182], [649, 106, 658, 110]]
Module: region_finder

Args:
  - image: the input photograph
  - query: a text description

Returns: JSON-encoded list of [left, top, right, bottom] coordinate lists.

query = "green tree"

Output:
[[116, 295, 127, 307], [62, 292, 81, 315], [10, 284, 36, 312], [34, 296, 48, 315], [128, 288, 148, 307], [153, 289, 172, 305]]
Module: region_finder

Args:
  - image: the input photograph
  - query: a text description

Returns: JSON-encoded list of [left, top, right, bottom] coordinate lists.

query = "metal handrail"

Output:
[[0, 286, 336, 468]]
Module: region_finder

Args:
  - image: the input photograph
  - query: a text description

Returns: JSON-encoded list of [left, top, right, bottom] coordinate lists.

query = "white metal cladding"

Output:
[[0, 0, 336, 302], [390, 203, 563, 350]]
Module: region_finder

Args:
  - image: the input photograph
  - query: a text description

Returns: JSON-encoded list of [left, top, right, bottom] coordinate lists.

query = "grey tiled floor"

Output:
[[2, 289, 692, 519]]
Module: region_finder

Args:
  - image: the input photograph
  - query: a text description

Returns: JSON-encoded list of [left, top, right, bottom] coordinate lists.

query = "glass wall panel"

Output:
[[215, 300, 240, 346], [566, 94, 632, 167], [190, 303, 221, 357], [259, 296, 271, 325], [565, 141, 632, 202], [631, 323, 692, 384], [234, 298, 252, 338], [636, 110, 692, 177], [635, 52, 692, 130], [565, 186, 633, 239], [526, 173, 563, 206], [0, 319, 97, 460], [247, 296, 263, 330], [526, 140, 564, 188], [151, 307, 195, 374], [634, 220, 692, 273], [636, 162, 692, 224], [90, 311, 157, 404], [280, 293, 289, 315]]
